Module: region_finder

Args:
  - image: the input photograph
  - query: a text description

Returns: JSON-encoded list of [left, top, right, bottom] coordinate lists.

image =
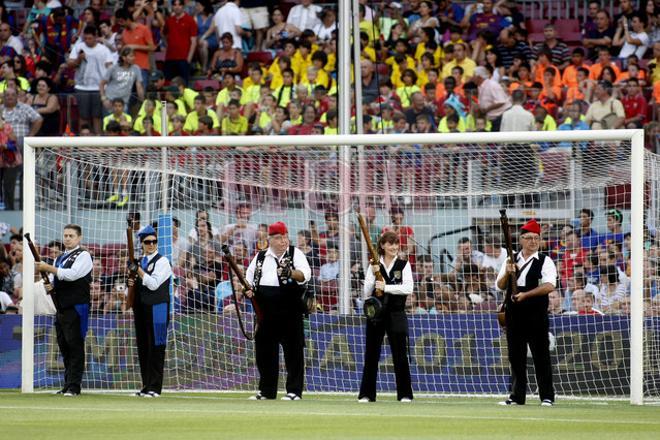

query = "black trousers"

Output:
[[55, 307, 85, 393], [359, 310, 413, 401], [505, 308, 555, 404], [254, 312, 305, 398], [134, 301, 169, 394]]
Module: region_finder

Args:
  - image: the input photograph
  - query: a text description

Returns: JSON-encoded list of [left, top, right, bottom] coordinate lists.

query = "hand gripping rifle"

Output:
[[24, 233, 57, 305], [221, 245, 263, 340], [126, 218, 137, 310], [498, 209, 518, 328], [357, 212, 385, 320]]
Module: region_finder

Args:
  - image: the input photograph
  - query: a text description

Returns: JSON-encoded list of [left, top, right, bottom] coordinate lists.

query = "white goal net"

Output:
[[21, 131, 657, 403]]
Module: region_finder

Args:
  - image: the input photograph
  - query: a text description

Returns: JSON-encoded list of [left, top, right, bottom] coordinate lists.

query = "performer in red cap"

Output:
[[244, 221, 312, 400], [496, 219, 558, 407]]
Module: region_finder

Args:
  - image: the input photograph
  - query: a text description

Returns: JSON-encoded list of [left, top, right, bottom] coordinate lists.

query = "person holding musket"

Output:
[[36, 224, 93, 396], [244, 221, 311, 400], [127, 225, 173, 397], [496, 219, 557, 406], [358, 231, 414, 403]]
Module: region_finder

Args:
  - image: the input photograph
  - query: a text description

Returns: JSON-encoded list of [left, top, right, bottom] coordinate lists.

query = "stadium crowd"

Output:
[[0, 1, 659, 208], [1, 0, 659, 317]]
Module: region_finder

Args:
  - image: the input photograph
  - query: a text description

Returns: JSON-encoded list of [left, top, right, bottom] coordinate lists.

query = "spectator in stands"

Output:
[[534, 23, 570, 71], [1, 88, 41, 210], [116, 8, 155, 90], [0, 22, 22, 57], [614, 0, 637, 28], [558, 102, 590, 131], [462, 0, 508, 42], [442, 42, 475, 82], [100, 47, 144, 114], [585, 80, 625, 130], [360, 59, 379, 104], [188, 210, 219, 243], [208, 32, 244, 80], [472, 66, 511, 132], [163, 0, 197, 85], [288, 103, 316, 135], [590, 47, 621, 82], [500, 89, 534, 132], [547, 289, 565, 315], [35, 7, 78, 66], [220, 202, 258, 255], [265, 7, 301, 51], [583, 1, 601, 35], [404, 92, 434, 128], [240, 0, 269, 51], [221, 99, 248, 135], [26, 77, 59, 136], [194, 0, 217, 74], [573, 289, 604, 315], [614, 13, 650, 63], [313, 7, 336, 43], [184, 95, 219, 134], [287, 0, 322, 33], [202, 0, 247, 52], [584, 9, 616, 61], [621, 77, 648, 128]]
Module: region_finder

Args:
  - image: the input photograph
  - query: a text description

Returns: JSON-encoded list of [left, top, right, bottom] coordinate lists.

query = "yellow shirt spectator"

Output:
[[103, 112, 132, 130], [396, 85, 421, 108], [184, 109, 220, 133], [221, 115, 248, 135], [442, 58, 477, 82]]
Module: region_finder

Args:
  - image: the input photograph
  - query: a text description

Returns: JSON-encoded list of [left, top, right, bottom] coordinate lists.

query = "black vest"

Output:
[[136, 254, 170, 306], [376, 258, 408, 312], [510, 252, 550, 313], [254, 246, 306, 314], [54, 248, 92, 309]]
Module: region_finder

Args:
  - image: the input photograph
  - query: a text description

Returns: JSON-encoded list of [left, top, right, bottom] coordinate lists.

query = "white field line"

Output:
[[1, 404, 659, 426]]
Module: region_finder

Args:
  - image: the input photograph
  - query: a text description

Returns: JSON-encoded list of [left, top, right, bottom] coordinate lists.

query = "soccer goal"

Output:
[[21, 130, 656, 404]]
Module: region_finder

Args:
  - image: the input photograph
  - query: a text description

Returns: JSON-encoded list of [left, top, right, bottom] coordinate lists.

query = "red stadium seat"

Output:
[[246, 51, 274, 65], [193, 79, 221, 91], [554, 19, 581, 43]]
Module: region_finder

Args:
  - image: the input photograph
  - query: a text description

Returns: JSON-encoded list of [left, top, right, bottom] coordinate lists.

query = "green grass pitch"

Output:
[[2, 391, 659, 439]]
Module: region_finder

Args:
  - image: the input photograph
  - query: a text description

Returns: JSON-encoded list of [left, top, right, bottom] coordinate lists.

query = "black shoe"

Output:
[[248, 392, 273, 400], [55, 387, 68, 395]]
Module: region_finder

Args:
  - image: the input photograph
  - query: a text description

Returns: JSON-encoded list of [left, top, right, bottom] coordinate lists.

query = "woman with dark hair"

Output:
[[598, 65, 618, 84], [313, 7, 336, 43], [27, 76, 60, 136], [77, 7, 101, 37], [265, 7, 301, 51], [208, 32, 244, 78], [194, 0, 218, 73], [484, 48, 505, 83], [358, 231, 414, 403]]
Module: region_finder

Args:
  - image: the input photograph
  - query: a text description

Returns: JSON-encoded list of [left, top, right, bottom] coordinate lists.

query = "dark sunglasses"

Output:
[[143, 239, 158, 245]]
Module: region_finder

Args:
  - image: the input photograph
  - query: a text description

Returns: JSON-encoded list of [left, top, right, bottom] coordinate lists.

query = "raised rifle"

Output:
[[24, 233, 56, 304], [498, 209, 518, 327], [221, 245, 263, 339], [126, 218, 137, 310], [357, 212, 385, 320]]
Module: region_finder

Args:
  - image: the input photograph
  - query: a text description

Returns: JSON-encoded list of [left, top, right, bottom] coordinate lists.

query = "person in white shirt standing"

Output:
[[203, 0, 248, 51], [500, 89, 535, 132], [67, 25, 113, 134], [286, 0, 322, 32], [244, 221, 312, 401]]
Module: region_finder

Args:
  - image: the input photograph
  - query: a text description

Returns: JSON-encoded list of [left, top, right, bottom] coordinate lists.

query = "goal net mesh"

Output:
[[27, 138, 660, 399]]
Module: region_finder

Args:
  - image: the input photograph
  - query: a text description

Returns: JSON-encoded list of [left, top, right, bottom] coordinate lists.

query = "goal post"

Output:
[[21, 130, 650, 403]]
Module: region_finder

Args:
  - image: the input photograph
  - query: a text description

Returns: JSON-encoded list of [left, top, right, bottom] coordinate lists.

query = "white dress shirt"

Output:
[[56, 246, 93, 282], [363, 257, 413, 299], [246, 246, 311, 287], [140, 251, 173, 291], [495, 251, 557, 290], [286, 4, 322, 32]]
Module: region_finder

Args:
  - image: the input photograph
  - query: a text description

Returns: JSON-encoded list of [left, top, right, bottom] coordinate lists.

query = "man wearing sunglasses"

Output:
[[496, 219, 557, 407], [127, 225, 173, 397]]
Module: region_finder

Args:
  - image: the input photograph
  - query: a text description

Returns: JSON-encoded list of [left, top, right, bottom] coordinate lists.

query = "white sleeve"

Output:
[[293, 248, 311, 284], [141, 257, 173, 291], [541, 256, 558, 287], [495, 259, 508, 291], [245, 253, 259, 286], [383, 261, 413, 295], [57, 251, 93, 281], [68, 41, 82, 60]]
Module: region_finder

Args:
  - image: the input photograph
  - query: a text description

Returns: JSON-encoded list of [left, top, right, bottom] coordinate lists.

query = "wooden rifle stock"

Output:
[[357, 213, 384, 298], [221, 245, 264, 323], [498, 209, 518, 327], [126, 220, 137, 310], [24, 233, 54, 296]]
